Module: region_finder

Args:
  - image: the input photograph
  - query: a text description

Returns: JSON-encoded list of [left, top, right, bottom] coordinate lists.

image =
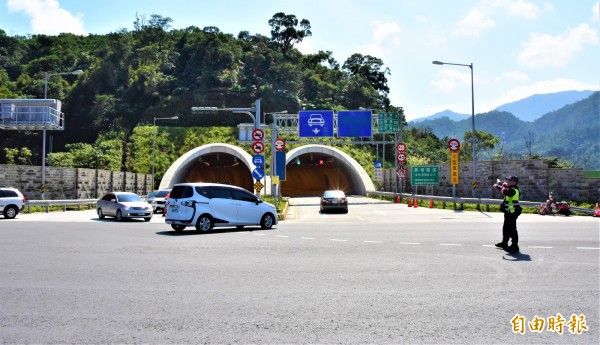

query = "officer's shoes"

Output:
[[506, 244, 520, 253], [495, 242, 508, 250]]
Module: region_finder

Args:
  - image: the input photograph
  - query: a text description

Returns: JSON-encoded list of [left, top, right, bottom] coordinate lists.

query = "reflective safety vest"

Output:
[[504, 188, 520, 213]]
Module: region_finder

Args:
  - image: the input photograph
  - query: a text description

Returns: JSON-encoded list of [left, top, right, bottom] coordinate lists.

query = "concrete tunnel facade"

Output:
[[159, 143, 375, 196]]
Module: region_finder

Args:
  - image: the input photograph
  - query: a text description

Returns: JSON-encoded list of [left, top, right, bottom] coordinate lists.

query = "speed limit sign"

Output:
[[396, 142, 407, 153]]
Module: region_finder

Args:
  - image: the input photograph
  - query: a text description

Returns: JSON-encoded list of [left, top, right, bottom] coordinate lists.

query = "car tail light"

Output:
[[341, 197, 347, 203], [321, 198, 329, 203]]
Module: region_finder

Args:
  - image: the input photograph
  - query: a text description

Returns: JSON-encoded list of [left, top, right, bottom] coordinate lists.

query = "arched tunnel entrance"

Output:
[[160, 144, 374, 196], [183, 152, 253, 191], [281, 153, 353, 196]]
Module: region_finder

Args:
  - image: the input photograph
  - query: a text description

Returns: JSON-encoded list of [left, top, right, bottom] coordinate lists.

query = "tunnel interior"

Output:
[[182, 152, 253, 191], [281, 153, 356, 197]]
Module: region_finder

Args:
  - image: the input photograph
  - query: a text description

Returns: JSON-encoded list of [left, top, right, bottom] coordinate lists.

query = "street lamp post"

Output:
[[432, 60, 477, 197], [152, 116, 179, 189], [41, 69, 83, 199]]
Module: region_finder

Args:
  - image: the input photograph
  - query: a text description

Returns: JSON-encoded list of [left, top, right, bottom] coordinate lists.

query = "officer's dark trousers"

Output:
[[502, 212, 519, 245]]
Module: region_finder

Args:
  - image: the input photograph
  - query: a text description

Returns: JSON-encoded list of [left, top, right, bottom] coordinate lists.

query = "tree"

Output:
[[342, 53, 391, 109], [462, 130, 501, 161], [268, 12, 312, 54]]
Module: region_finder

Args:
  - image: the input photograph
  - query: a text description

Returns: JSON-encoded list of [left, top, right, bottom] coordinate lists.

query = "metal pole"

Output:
[[152, 117, 156, 189], [41, 72, 49, 199], [470, 63, 476, 198]]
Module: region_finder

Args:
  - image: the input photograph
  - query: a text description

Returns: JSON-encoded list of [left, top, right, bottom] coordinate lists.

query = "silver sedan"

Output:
[[96, 192, 153, 222]]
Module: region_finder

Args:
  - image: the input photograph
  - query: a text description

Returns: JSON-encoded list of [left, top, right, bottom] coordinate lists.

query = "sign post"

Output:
[[448, 138, 460, 199]]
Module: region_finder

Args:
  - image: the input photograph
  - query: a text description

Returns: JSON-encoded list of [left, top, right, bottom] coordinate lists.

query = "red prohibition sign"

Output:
[[275, 138, 286, 151], [396, 142, 407, 153], [448, 138, 461, 152], [397, 153, 407, 163], [252, 129, 265, 141], [252, 141, 265, 154]]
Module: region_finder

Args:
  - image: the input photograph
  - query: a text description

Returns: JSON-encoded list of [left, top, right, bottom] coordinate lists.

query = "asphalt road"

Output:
[[1, 197, 598, 344]]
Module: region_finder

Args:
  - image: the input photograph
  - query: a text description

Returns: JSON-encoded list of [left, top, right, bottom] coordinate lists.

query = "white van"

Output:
[[165, 183, 277, 232]]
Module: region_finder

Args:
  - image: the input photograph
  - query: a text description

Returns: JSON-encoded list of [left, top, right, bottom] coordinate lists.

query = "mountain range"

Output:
[[411, 90, 595, 123], [408, 91, 600, 170]]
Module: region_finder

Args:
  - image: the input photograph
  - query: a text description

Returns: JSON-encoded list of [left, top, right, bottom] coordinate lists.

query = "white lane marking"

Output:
[[363, 240, 382, 243], [276, 235, 289, 238], [329, 239, 348, 242], [440, 243, 462, 246], [482, 245, 496, 248], [373, 211, 386, 216], [301, 237, 315, 240], [254, 233, 266, 236], [528, 246, 553, 249], [576, 247, 600, 250], [398, 242, 420, 245], [355, 216, 366, 221]]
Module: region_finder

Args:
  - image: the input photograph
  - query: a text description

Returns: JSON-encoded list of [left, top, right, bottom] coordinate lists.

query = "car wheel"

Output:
[[3, 205, 18, 219], [260, 213, 275, 229], [144, 217, 151, 222], [116, 210, 124, 222], [97, 208, 105, 219], [195, 215, 213, 232], [171, 224, 185, 232]]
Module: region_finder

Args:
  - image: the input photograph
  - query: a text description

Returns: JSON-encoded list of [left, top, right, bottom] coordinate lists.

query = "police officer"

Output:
[[494, 175, 522, 252]]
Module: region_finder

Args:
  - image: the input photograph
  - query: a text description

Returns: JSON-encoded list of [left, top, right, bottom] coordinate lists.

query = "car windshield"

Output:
[[323, 191, 345, 198], [156, 190, 170, 197], [117, 194, 142, 202]]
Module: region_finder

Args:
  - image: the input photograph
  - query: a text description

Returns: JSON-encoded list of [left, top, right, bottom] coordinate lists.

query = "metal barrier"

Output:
[[366, 191, 594, 214], [25, 199, 97, 213]]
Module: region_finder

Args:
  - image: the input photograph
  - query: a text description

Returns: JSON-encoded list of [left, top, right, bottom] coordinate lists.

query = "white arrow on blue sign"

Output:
[[252, 167, 265, 180], [374, 160, 382, 168], [252, 154, 265, 166]]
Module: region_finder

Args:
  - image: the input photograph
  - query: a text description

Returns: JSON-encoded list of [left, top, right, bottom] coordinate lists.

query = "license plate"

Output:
[[170, 207, 178, 213]]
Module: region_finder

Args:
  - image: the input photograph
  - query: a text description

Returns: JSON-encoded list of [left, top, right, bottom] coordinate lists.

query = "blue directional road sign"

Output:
[[298, 110, 334, 137], [252, 154, 265, 167], [337, 110, 372, 137], [374, 160, 382, 168], [252, 167, 265, 180], [275, 151, 286, 181]]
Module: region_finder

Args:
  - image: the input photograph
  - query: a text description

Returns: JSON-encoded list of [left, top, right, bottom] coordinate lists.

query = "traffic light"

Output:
[[319, 159, 324, 165], [296, 158, 301, 165]]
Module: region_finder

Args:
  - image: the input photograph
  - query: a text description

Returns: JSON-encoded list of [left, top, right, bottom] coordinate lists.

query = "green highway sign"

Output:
[[377, 112, 399, 133], [411, 166, 440, 186]]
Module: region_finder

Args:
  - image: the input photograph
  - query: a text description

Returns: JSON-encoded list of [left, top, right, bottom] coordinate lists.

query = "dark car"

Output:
[[320, 190, 348, 213]]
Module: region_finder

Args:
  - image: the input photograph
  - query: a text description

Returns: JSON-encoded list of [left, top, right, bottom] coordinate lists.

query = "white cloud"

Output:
[[431, 69, 471, 93], [356, 20, 402, 57], [505, 0, 542, 19], [593, 2, 599, 22], [453, 8, 495, 37], [518, 23, 599, 68], [7, 0, 86, 35], [484, 78, 599, 110]]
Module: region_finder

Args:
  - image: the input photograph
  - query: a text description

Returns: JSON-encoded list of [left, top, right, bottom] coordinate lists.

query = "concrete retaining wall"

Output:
[[0, 164, 151, 199]]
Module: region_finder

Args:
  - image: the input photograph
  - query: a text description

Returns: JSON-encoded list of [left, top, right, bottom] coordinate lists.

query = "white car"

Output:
[[0, 187, 26, 219], [165, 183, 277, 232], [307, 113, 325, 126], [147, 189, 171, 213]]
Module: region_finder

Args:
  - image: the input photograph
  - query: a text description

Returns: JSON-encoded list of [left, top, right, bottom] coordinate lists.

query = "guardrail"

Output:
[[23, 195, 595, 215], [25, 199, 97, 213], [366, 191, 595, 215]]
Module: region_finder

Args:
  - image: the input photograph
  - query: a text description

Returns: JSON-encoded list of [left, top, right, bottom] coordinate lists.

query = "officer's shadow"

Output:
[[502, 251, 532, 261]]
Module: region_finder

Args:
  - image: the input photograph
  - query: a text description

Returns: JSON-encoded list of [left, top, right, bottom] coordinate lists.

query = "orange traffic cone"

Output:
[[395, 195, 401, 203], [593, 203, 600, 217], [413, 199, 418, 208], [429, 199, 434, 208], [408, 199, 412, 207]]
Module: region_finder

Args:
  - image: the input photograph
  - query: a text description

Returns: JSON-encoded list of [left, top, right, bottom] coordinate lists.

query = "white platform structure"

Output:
[[0, 99, 64, 130]]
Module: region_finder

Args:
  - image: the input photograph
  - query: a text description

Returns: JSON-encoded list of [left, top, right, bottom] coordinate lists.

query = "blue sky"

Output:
[[2, 0, 598, 121]]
